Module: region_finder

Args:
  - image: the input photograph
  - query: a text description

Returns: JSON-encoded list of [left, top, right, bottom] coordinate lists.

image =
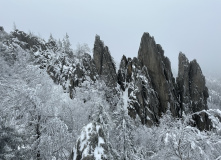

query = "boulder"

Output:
[[191, 109, 221, 131], [192, 111, 212, 131]]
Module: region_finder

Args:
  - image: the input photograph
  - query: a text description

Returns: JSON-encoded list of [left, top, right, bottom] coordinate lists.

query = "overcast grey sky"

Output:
[[1, 0, 221, 76]]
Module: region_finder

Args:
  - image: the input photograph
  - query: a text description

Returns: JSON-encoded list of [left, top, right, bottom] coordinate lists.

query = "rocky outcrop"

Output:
[[117, 33, 209, 128], [118, 56, 160, 126], [137, 33, 180, 117], [116, 33, 209, 127], [176, 52, 209, 130], [189, 60, 209, 112], [117, 55, 129, 91], [47, 53, 98, 98], [7, 30, 98, 99], [12, 30, 46, 51], [191, 109, 221, 131], [1, 27, 211, 130], [0, 27, 9, 43], [82, 53, 98, 81], [177, 53, 191, 113], [93, 35, 117, 88], [192, 111, 212, 131], [0, 26, 4, 32], [177, 52, 209, 114]]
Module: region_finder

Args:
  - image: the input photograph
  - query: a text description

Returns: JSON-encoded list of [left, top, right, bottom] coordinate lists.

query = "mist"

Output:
[[1, 0, 221, 77]]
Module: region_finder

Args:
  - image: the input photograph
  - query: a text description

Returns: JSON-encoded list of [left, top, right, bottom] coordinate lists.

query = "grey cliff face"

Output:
[[176, 52, 209, 130], [116, 33, 210, 128], [189, 60, 209, 112], [177, 52, 191, 113], [93, 35, 117, 88], [137, 32, 180, 117], [177, 53, 208, 113], [117, 55, 128, 91], [116, 33, 209, 127], [118, 56, 160, 126]]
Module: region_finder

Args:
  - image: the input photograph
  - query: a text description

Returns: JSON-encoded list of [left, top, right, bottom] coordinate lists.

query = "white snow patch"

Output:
[[165, 133, 169, 144], [34, 51, 40, 56], [123, 88, 129, 110], [115, 59, 120, 72], [94, 136, 105, 160]]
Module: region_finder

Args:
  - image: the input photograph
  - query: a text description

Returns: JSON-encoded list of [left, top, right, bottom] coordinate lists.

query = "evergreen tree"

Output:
[[62, 33, 73, 57]]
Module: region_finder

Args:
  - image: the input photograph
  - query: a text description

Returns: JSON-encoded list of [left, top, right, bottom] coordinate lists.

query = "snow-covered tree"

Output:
[[0, 44, 75, 159], [150, 110, 221, 160], [13, 22, 17, 31], [62, 33, 73, 57], [75, 43, 90, 57]]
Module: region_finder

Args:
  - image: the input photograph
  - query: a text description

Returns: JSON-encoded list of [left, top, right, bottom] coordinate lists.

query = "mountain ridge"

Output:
[[0, 26, 214, 128], [1, 26, 221, 160]]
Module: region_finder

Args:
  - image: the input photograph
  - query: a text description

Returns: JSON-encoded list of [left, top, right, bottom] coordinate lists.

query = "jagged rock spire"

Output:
[[189, 59, 209, 112], [117, 55, 160, 126], [92, 32, 209, 128], [177, 52, 191, 113], [93, 35, 117, 88], [137, 32, 180, 117], [177, 52, 208, 113], [0, 26, 4, 31]]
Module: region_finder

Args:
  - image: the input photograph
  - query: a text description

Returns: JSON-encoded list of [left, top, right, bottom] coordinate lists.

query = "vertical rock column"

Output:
[[93, 35, 117, 88], [177, 52, 191, 113], [137, 32, 180, 117], [189, 60, 209, 112], [177, 52, 209, 113]]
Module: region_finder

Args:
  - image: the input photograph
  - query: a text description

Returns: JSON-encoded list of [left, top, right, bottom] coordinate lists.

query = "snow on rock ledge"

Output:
[[192, 109, 221, 131]]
